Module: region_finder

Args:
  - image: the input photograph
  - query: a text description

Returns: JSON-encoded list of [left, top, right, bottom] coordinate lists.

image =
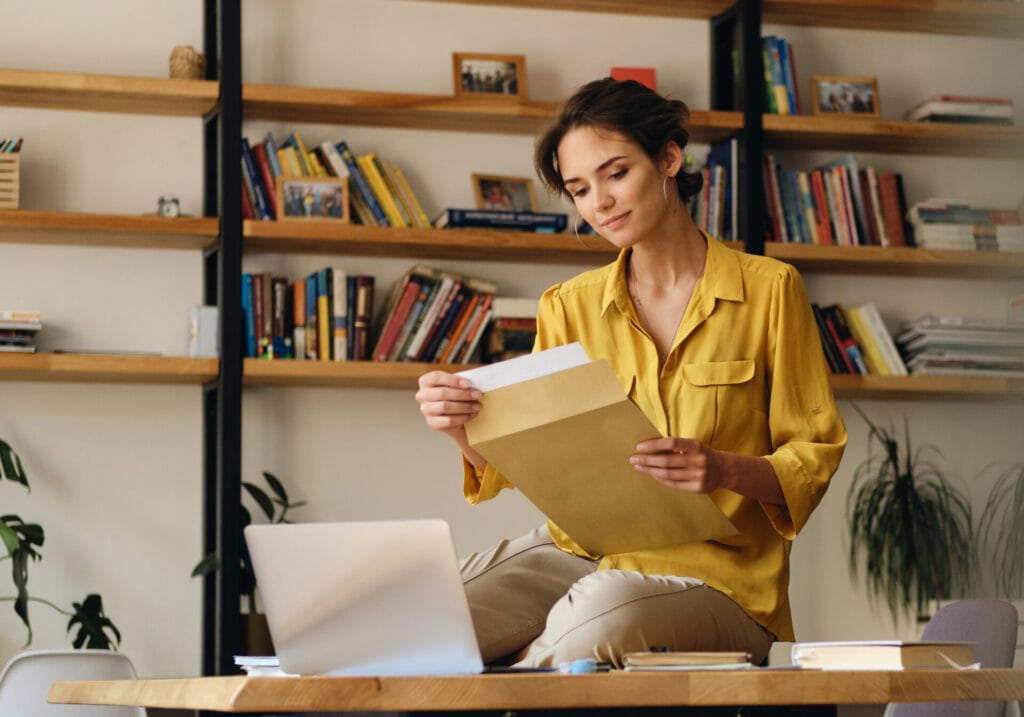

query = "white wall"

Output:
[[1, 0, 1022, 679]]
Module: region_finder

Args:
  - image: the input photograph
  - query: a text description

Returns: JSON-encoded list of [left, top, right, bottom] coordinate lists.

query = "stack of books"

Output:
[[811, 302, 907, 376], [689, 139, 738, 242], [242, 268, 374, 361], [907, 200, 1023, 252], [904, 95, 1014, 126], [241, 131, 430, 228], [762, 35, 801, 115], [482, 296, 539, 364], [897, 314, 1024, 378], [372, 265, 498, 364], [764, 153, 913, 248], [0, 311, 41, 353]]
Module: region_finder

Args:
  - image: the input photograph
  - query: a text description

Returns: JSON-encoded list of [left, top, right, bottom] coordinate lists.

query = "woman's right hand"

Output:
[[415, 370, 483, 441]]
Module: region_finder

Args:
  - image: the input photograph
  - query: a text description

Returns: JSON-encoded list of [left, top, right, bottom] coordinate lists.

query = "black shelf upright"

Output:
[[710, 0, 766, 256], [202, 0, 244, 679]]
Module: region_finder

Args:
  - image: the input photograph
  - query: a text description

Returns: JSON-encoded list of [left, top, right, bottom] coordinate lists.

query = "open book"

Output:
[[458, 343, 737, 555]]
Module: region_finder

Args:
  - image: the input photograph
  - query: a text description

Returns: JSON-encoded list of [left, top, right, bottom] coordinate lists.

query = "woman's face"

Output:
[[557, 125, 675, 249]]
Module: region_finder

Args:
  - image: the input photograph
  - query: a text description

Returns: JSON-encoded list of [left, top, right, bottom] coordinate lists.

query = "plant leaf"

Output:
[[242, 482, 275, 521], [261, 471, 288, 503], [0, 439, 29, 490], [67, 593, 121, 650]]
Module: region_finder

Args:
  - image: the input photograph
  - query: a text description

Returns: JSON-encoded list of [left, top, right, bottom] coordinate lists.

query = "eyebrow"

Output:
[[562, 155, 629, 186]]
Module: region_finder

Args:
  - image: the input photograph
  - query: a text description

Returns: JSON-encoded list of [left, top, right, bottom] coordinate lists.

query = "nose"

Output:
[[593, 184, 614, 211]]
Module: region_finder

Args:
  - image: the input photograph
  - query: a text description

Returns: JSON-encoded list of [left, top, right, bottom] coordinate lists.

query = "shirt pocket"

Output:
[[680, 359, 761, 450]]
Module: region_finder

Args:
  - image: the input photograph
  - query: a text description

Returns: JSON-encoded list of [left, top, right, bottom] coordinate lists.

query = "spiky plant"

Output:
[[977, 463, 1024, 598], [846, 404, 974, 622]]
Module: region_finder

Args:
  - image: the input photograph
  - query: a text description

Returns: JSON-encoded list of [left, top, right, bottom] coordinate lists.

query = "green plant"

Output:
[[0, 437, 120, 649], [191, 471, 305, 614], [977, 463, 1024, 598], [845, 404, 974, 622]]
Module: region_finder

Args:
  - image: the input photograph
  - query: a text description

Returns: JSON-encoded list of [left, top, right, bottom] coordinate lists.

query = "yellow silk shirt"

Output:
[[462, 236, 847, 640]]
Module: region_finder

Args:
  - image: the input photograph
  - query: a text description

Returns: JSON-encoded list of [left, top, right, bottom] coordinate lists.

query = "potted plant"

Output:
[[977, 463, 1024, 598], [845, 404, 974, 622], [192, 470, 305, 653], [0, 437, 121, 649]]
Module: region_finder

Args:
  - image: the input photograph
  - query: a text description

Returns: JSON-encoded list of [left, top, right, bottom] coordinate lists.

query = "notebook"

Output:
[[244, 519, 484, 676]]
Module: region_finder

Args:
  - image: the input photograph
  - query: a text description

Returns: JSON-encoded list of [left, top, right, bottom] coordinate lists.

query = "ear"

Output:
[[659, 140, 684, 177]]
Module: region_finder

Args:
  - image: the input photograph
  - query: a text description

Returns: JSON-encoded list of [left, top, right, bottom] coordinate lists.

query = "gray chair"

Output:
[[888, 599, 1019, 717], [0, 649, 145, 716]]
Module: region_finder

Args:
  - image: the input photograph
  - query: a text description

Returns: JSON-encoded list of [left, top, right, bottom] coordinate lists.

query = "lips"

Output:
[[601, 211, 630, 230]]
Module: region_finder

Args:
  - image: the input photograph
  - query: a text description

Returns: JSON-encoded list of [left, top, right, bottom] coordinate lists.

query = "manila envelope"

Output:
[[464, 359, 738, 555]]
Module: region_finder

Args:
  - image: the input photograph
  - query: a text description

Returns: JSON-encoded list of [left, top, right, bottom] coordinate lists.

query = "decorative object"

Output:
[[471, 173, 538, 212], [157, 195, 180, 218], [453, 52, 526, 100], [977, 463, 1024, 597], [276, 176, 348, 222], [812, 76, 880, 117], [0, 437, 120, 648], [610, 67, 657, 91], [845, 403, 973, 622], [168, 45, 206, 80]]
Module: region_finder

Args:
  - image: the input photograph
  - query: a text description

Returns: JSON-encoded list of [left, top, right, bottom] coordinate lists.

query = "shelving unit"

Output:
[[0, 209, 219, 250], [0, 353, 218, 384]]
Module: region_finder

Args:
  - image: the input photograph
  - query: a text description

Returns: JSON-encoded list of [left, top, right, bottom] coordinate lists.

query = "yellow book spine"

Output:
[[307, 151, 328, 177], [845, 307, 889, 375], [317, 293, 330, 361], [276, 148, 294, 177], [387, 162, 430, 227], [357, 154, 406, 227]]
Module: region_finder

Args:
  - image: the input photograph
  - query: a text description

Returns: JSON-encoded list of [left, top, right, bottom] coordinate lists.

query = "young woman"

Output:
[[415, 77, 847, 668]]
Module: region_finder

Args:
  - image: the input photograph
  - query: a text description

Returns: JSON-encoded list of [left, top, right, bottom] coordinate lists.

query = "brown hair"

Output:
[[535, 77, 703, 202]]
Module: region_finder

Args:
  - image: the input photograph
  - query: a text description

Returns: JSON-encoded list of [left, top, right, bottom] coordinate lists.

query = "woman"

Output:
[[415, 77, 846, 668]]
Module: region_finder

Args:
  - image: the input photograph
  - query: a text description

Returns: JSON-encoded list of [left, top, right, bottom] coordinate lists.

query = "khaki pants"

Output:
[[460, 525, 774, 668]]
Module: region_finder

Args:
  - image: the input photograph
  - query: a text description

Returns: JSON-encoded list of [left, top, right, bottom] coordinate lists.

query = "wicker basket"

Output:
[[0, 154, 19, 210], [169, 45, 206, 80]]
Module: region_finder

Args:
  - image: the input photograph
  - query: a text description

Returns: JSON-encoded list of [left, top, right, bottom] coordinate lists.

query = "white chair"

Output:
[[0, 649, 145, 716]]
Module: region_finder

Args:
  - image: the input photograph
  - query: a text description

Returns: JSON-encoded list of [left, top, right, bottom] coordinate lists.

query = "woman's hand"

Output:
[[630, 436, 784, 505], [630, 437, 725, 494], [415, 370, 488, 468]]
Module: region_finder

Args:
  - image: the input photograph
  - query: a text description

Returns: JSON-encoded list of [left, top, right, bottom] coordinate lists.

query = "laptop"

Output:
[[244, 519, 484, 676]]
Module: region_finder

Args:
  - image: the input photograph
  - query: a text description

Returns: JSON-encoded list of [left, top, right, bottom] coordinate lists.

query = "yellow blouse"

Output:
[[462, 236, 847, 640]]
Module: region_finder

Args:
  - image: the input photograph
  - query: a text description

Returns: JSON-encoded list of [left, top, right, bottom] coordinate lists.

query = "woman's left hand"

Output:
[[629, 437, 726, 494]]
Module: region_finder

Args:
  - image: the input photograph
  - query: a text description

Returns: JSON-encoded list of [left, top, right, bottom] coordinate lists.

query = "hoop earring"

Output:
[[663, 175, 679, 213], [573, 215, 600, 249]]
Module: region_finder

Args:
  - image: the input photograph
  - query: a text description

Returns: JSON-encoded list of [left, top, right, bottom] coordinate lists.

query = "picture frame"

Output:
[[471, 173, 539, 212], [275, 176, 349, 222], [453, 52, 527, 100], [811, 75, 880, 117]]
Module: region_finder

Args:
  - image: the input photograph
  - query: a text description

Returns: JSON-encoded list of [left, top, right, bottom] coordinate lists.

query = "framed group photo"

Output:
[[812, 76, 880, 117], [276, 176, 349, 222], [453, 52, 527, 100], [472, 173, 538, 212]]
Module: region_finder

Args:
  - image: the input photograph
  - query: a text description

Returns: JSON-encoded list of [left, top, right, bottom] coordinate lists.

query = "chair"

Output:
[[887, 599, 1020, 717], [0, 649, 145, 716]]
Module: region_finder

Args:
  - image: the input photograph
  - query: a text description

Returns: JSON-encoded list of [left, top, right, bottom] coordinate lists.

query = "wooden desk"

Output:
[[50, 669, 1024, 713]]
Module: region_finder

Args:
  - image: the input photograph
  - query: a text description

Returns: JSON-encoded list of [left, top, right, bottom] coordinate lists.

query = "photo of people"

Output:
[[453, 53, 526, 99], [278, 179, 347, 221], [472, 174, 538, 212], [813, 76, 879, 117]]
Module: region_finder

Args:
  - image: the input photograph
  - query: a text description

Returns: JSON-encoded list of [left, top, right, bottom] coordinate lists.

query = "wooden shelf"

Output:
[[244, 83, 742, 143], [764, 114, 1024, 159], [765, 242, 1024, 279], [0, 353, 218, 384], [763, 0, 1024, 38], [0, 69, 218, 116], [0, 210, 219, 250], [244, 220, 618, 264], [405, 0, 737, 18], [245, 359, 1024, 400]]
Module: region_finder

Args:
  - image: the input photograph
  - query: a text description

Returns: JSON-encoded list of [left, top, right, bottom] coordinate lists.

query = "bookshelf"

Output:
[[0, 353, 218, 384], [0, 209, 219, 251]]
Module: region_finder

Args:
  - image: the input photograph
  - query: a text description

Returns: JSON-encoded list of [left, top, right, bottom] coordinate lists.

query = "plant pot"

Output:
[[245, 612, 274, 656]]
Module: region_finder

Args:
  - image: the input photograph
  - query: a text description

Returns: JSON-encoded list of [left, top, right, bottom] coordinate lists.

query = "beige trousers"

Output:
[[460, 525, 774, 668]]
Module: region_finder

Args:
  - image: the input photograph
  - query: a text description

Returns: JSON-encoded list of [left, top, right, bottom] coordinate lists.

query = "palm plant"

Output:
[[845, 404, 974, 622], [0, 437, 120, 649], [977, 463, 1024, 598]]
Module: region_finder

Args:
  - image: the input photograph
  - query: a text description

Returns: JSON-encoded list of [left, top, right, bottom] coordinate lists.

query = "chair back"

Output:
[[891, 599, 1019, 717], [0, 649, 145, 717]]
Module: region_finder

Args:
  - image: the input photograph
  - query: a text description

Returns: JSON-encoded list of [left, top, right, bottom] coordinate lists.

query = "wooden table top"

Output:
[[49, 668, 1024, 713]]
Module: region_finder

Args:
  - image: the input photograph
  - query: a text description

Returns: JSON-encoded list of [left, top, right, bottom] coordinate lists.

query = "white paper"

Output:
[[456, 342, 589, 392]]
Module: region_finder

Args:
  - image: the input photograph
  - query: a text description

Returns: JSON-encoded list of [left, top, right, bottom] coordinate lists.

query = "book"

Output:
[[351, 275, 375, 361], [844, 306, 888, 375], [373, 267, 432, 362], [434, 208, 568, 233], [331, 267, 348, 362], [622, 651, 752, 670], [335, 141, 389, 226], [904, 95, 1013, 123], [357, 153, 407, 227], [384, 160, 431, 228], [292, 279, 306, 360], [790, 640, 977, 671], [811, 303, 847, 374], [822, 304, 867, 374]]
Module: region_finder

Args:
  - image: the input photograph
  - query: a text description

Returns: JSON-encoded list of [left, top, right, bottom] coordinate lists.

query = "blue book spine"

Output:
[[304, 274, 318, 360], [241, 138, 271, 220], [776, 37, 798, 116], [335, 141, 389, 226], [346, 275, 358, 360], [438, 209, 568, 231], [241, 273, 256, 357], [263, 132, 283, 179]]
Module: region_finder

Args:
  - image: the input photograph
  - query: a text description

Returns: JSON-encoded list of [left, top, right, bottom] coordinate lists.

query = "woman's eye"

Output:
[[610, 169, 627, 180], [571, 187, 588, 198]]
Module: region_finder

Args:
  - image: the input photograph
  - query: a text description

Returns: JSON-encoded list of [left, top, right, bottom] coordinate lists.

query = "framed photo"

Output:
[[275, 176, 349, 222], [471, 173, 538, 212], [812, 76, 880, 117], [453, 52, 527, 100]]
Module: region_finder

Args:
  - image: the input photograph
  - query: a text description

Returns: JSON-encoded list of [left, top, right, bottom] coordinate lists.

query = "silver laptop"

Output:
[[244, 519, 484, 676]]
